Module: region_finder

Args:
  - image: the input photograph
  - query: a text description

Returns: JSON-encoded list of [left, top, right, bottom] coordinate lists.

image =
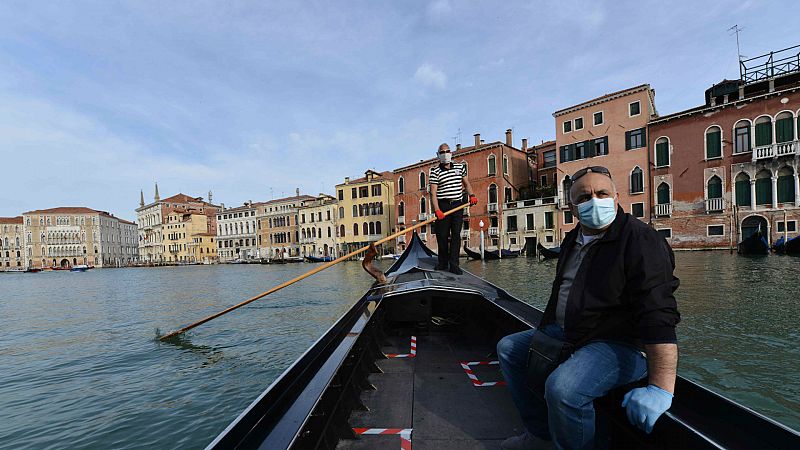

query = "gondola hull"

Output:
[[305, 256, 335, 263], [785, 236, 800, 255], [537, 242, 561, 259], [209, 233, 800, 449], [738, 232, 770, 255], [464, 245, 518, 260]]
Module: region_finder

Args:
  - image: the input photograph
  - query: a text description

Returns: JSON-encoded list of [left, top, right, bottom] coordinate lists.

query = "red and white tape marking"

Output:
[[459, 360, 507, 387], [353, 427, 412, 449], [385, 336, 417, 358]]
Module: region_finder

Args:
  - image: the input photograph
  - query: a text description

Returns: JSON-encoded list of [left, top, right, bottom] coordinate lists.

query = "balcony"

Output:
[[397, 216, 405, 225], [460, 230, 470, 239], [753, 140, 799, 161], [488, 227, 499, 236], [654, 203, 673, 217], [418, 213, 429, 221], [705, 198, 725, 213], [487, 203, 498, 213], [397, 235, 406, 244]]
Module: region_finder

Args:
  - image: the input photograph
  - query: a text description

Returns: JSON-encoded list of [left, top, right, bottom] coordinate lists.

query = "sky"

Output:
[[0, 0, 795, 221]]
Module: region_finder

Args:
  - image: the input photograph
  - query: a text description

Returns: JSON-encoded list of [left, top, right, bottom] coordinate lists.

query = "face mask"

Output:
[[438, 152, 452, 164], [576, 197, 616, 229]]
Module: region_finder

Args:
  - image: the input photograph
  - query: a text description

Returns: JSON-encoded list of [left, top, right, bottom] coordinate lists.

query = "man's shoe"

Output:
[[434, 264, 448, 271], [448, 266, 463, 275], [500, 431, 555, 450]]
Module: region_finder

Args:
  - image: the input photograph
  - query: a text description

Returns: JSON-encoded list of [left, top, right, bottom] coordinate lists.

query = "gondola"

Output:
[[207, 232, 799, 449], [772, 236, 786, 253], [305, 255, 335, 263], [464, 244, 520, 260], [537, 242, 561, 259], [738, 230, 769, 255], [785, 236, 800, 255]]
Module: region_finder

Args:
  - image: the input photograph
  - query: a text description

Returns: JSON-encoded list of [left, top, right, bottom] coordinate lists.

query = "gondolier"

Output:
[[430, 143, 477, 275]]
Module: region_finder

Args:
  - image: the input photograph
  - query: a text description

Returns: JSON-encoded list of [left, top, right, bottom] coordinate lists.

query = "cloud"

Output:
[[414, 63, 447, 89]]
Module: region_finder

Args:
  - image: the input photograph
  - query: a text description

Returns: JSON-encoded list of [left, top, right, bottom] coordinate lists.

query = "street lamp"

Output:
[[479, 219, 485, 260]]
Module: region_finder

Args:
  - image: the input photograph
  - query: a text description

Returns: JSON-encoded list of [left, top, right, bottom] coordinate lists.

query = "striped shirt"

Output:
[[430, 162, 466, 200]]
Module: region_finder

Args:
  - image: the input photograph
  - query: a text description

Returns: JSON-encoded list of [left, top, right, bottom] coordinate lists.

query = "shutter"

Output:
[[625, 130, 632, 150], [656, 142, 669, 166], [560, 146, 567, 163], [708, 178, 722, 199], [586, 140, 596, 157], [735, 180, 751, 206], [778, 175, 794, 203], [755, 122, 772, 146], [657, 184, 670, 204], [776, 118, 794, 143], [706, 130, 721, 158], [755, 178, 772, 205]]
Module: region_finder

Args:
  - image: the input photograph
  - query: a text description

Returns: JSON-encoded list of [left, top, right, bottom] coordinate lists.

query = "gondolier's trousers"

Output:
[[497, 325, 648, 449], [434, 199, 464, 270]]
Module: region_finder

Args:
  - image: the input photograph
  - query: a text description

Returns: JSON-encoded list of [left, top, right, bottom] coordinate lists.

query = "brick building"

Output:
[[554, 84, 657, 240], [392, 129, 530, 253], [530, 140, 557, 193], [648, 47, 800, 249], [256, 192, 315, 259]]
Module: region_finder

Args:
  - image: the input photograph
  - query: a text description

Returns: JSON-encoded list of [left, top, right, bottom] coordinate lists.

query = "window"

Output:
[[593, 136, 608, 156], [655, 137, 670, 167], [340, 224, 345, 237], [658, 229, 672, 239], [488, 184, 498, 204], [755, 117, 772, 146], [563, 177, 572, 204], [627, 202, 644, 218], [507, 215, 518, 232], [707, 176, 722, 199], [776, 112, 795, 143], [778, 167, 795, 203], [398, 177, 404, 194], [734, 121, 751, 154], [593, 111, 603, 126], [629, 101, 641, 117], [542, 150, 556, 168], [540, 175, 547, 186], [488, 155, 496, 176], [705, 126, 722, 159], [563, 120, 572, 133], [371, 184, 382, 197], [352, 205, 358, 217], [755, 170, 772, 205], [657, 183, 670, 205], [564, 210, 574, 224], [351, 187, 357, 199], [735, 173, 751, 206], [630, 167, 644, 194], [625, 128, 646, 150], [420, 197, 427, 214], [526, 213, 534, 230], [504, 186, 512, 203], [502, 155, 509, 175], [353, 223, 359, 236], [544, 212, 554, 229], [339, 207, 345, 219], [368, 222, 374, 235], [777, 221, 797, 232], [707, 225, 724, 236], [398, 202, 405, 217], [419, 172, 427, 190], [574, 117, 584, 130], [359, 186, 369, 198]]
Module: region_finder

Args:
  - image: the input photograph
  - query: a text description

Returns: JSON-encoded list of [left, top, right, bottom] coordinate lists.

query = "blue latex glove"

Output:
[[621, 385, 673, 433]]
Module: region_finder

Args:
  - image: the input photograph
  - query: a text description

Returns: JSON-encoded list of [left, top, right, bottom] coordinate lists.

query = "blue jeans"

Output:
[[497, 325, 648, 450]]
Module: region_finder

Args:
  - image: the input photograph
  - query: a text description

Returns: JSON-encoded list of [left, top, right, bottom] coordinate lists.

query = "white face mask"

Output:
[[438, 152, 452, 164]]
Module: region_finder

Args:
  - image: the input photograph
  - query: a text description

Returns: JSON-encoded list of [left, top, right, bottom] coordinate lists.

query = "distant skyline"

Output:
[[0, 0, 795, 220]]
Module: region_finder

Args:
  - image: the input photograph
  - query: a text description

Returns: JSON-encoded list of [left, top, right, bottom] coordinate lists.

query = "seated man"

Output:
[[497, 166, 680, 450]]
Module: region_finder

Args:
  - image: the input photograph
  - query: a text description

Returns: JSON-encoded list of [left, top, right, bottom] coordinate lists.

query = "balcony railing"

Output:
[[654, 203, 673, 217], [705, 198, 725, 213], [753, 140, 799, 161], [397, 216, 405, 225], [487, 203, 498, 213], [488, 227, 499, 236], [418, 213, 429, 221], [460, 230, 470, 239]]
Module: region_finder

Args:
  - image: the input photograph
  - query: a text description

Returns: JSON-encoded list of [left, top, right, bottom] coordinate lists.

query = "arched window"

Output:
[[353, 223, 359, 236], [705, 126, 722, 159], [488, 184, 498, 204], [657, 183, 670, 205], [312, 228, 317, 238], [301, 229, 306, 239], [488, 154, 497, 176], [502, 155, 509, 175], [363, 222, 369, 235], [562, 177, 572, 204], [376, 221, 382, 234], [398, 176, 405, 194], [630, 167, 644, 194], [398, 201, 405, 217], [707, 176, 722, 199], [340, 224, 345, 237], [755, 170, 772, 205], [420, 197, 427, 214], [419, 172, 426, 190], [655, 137, 670, 167], [776, 112, 795, 143], [369, 222, 375, 235], [734, 120, 752, 154], [755, 116, 773, 147], [778, 166, 795, 203]]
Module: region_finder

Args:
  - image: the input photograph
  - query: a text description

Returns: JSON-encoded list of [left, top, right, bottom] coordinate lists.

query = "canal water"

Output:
[[0, 252, 798, 449]]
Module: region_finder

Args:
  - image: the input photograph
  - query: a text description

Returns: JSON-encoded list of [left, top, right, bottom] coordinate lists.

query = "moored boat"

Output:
[[207, 232, 800, 449], [305, 255, 335, 263], [785, 235, 800, 255], [70, 265, 89, 272], [738, 230, 769, 255], [537, 242, 561, 259], [463, 244, 519, 260]]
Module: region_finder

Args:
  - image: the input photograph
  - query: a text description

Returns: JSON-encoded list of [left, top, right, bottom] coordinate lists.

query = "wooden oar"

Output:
[[158, 201, 471, 341]]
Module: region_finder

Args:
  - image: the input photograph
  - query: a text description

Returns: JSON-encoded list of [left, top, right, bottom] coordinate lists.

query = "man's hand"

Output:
[[469, 194, 478, 206], [621, 385, 673, 433], [435, 210, 445, 220]]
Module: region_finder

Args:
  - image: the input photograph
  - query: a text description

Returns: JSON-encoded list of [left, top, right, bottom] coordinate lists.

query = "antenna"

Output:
[[452, 128, 462, 148], [727, 24, 745, 61]]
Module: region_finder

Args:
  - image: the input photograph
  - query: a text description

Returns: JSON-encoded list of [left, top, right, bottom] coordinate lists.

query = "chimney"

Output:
[[522, 138, 528, 151], [456, 143, 461, 151], [296, 187, 300, 197], [505, 129, 512, 146], [474, 133, 481, 147], [208, 190, 213, 203], [345, 177, 350, 184]]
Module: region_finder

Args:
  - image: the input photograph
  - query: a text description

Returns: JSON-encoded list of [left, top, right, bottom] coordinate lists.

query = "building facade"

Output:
[[502, 198, 559, 254], [164, 211, 217, 263], [22, 207, 138, 268], [257, 192, 315, 259], [0, 217, 25, 269], [217, 201, 261, 262], [554, 84, 657, 240], [136, 185, 220, 263], [648, 67, 800, 248], [336, 170, 395, 255], [531, 140, 557, 195], [299, 194, 339, 258], [392, 130, 530, 253]]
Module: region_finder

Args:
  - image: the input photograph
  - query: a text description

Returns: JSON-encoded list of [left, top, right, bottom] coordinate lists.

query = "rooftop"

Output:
[[0, 216, 23, 224], [553, 84, 652, 117], [22, 206, 111, 216]]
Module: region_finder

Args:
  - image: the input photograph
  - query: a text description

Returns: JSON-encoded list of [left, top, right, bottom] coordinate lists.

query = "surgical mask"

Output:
[[576, 197, 616, 229], [438, 152, 452, 164]]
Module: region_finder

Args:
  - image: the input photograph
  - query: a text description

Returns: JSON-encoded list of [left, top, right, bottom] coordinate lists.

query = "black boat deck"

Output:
[[338, 325, 524, 449]]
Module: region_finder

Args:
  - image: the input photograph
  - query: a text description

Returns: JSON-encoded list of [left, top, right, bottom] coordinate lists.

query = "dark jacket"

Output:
[[541, 206, 680, 346]]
